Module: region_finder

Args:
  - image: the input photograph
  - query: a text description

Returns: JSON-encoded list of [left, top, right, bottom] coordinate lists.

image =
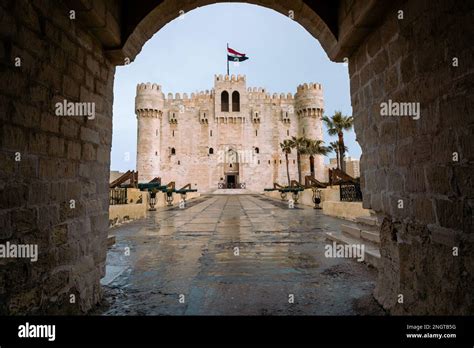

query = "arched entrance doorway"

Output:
[[224, 149, 240, 189]]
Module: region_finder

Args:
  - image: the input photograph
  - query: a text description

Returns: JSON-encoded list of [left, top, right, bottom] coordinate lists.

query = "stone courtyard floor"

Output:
[[99, 194, 384, 315]]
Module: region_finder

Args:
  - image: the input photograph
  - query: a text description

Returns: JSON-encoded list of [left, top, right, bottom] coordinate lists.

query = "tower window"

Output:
[[255, 130, 258, 136], [232, 91, 240, 112], [287, 129, 289, 136], [221, 91, 229, 112], [209, 148, 214, 155], [171, 148, 176, 155], [258, 160, 260, 164], [172, 130, 175, 137], [210, 130, 213, 137], [268, 160, 270, 164], [155, 151, 158, 156], [255, 147, 259, 154], [178, 160, 180, 165], [156, 129, 158, 136]]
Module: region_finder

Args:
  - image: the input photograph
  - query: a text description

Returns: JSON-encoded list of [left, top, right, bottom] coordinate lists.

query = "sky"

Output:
[[111, 3, 361, 171]]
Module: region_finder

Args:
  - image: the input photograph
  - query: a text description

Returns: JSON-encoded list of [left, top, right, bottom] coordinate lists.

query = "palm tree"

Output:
[[289, 136, 308, 184], [280, 140, 293, 187], [322, 111, 353, 172], [328, 141, 348, 169], [303, 139, 329, 178], [304, 139, 329, 156], [328, 141, 340, 169]]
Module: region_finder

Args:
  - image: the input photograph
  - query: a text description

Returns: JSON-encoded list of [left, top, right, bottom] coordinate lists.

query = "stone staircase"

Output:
[[325, 215, 381, 268]]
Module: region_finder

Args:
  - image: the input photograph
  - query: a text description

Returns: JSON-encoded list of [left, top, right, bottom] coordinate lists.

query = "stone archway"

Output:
[[0, 0, 472, 315]]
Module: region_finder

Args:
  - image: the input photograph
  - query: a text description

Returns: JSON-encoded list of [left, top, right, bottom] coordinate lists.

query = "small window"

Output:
[[178, 160, 180, 165], [255, 130, 258, 136], [155, 151, 158, 156], [268, 160, 270, 164], [255, 147, 259, 154], [279, 160, 282, 164], [274, 160, 276, 164], [172, 130, 175, 137], [287, 129, 289, 136], [210, 130, 213, 137], [171, 148, 176, 155], [156, 129, 158, 136], [230, 163, 233, 168], [209, 148, 214, 155], [293, 159, 295, 164], [258, 160, 260, 164], [303, 128, 305, 135]]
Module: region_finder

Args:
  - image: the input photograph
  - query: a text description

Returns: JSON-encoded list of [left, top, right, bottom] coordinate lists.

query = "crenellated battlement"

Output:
[[296, 82, 323, 92], [136, 82, 162, 92], [215, 74, 246, 82], [165, 89, 214, 101], [247, 88, 294, 101]]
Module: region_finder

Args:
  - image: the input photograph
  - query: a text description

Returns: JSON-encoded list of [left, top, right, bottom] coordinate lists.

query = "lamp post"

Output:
[[312, 188, 322, 209]]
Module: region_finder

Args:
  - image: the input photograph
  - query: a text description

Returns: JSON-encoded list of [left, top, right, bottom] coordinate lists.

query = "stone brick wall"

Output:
[[0, 0, 115, 314], [348, 0, 473, 314]]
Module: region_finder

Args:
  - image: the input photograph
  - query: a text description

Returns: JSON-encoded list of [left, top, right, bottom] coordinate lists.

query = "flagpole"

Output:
[[226, 43, 229, 76]]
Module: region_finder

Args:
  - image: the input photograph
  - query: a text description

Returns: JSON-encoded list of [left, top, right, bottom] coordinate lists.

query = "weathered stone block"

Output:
[[11, 208, 38, 233], [435, 198, 464, 230]]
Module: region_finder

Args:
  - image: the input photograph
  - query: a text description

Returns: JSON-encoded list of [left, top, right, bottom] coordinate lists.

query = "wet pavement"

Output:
[[100, 194, 383, 315]]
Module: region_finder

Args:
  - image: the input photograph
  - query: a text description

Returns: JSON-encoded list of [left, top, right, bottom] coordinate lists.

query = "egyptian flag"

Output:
[[227, 47, 249, 62]]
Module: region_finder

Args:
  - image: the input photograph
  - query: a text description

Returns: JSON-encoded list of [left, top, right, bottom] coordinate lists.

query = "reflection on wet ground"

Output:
[[100, 194, 384, 315]]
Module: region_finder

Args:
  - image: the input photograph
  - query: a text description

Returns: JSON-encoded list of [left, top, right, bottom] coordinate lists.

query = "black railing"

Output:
[[110, 188, 128, 205], [340, 183, 362, 202]]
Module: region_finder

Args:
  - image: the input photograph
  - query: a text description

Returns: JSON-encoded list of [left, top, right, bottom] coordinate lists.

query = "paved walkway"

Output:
[[100, 195, 382, 315]]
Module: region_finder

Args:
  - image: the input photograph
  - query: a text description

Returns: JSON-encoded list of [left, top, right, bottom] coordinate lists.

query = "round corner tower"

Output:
[[135, 83, 164, 182], [295, 83, 325, 181]]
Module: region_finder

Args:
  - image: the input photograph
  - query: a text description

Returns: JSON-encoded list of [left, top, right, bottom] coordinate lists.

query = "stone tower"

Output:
[[295, 83, 325, 181], [135, 83, 164, 182]]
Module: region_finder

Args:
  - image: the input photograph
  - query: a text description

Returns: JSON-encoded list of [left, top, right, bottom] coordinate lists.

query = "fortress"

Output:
[[135, 74, 325, 192]]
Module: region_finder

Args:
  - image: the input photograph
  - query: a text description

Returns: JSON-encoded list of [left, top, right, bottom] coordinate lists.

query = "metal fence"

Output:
[[340, 183, 363, 202], [109, 188, 128, 205]]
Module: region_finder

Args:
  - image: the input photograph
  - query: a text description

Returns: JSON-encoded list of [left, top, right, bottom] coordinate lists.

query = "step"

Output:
[[364, 248, 381, 268], [107, 235, 116, 247], [341, 224, 361, 239], [356, 215, 379, 227], [324, 231, 380, 268], [343, 223, 380, 245], [361, 229, 380, 244]]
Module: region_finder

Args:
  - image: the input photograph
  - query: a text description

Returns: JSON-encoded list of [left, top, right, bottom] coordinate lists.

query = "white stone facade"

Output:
[[135, 75, 325, 192]]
